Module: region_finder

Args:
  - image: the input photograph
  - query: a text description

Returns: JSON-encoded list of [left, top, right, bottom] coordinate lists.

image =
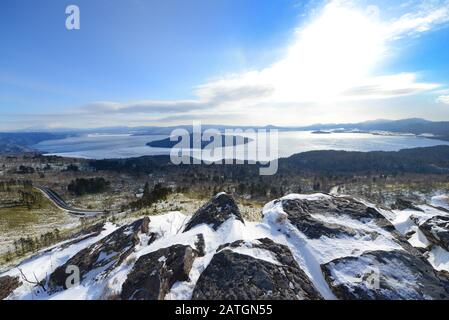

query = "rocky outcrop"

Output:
[[280, 196, 394, 239], [419, 215, 449, 251], [5, 192, 449, 301], [392, 198, 424, 212], [192, 238, 323, 300], [58, 222, 107, 250], [322, 250, 449, 300], [183, 193, 243, 232], [47, 217, 150, 292], [121, 244, 198, 300], [72, 222, 106, 238], [0, 276, 21, 300]]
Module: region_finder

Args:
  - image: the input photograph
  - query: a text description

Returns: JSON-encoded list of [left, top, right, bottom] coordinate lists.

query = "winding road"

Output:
[[35, 186, 107, 217]]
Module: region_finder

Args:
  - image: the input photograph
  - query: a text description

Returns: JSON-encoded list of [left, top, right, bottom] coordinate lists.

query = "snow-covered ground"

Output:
[[2, 222, 117, 299], [2, 210, 275, 300], [2, 192, 449, 300]]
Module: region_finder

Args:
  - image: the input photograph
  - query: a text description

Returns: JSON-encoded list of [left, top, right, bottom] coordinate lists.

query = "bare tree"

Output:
[[17, 267, 46, 293]]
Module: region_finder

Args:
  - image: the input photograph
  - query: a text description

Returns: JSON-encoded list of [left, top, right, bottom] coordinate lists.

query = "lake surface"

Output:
[[34, 131, 449, 160]]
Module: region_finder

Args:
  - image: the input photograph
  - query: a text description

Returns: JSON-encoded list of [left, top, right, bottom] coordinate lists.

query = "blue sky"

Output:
[[1, 0, 449, 130]]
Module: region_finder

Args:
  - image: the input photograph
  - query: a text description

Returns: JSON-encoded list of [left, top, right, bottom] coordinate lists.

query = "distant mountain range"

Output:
[[0, 132, 70, 154], [289, 118, 449, 138], [10, 118, 449, 136], [2, 118, 449, 154]]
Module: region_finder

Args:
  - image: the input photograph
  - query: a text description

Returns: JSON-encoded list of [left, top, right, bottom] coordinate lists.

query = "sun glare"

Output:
[[205, 1, 389, 107], [267, 2, 386, 102]]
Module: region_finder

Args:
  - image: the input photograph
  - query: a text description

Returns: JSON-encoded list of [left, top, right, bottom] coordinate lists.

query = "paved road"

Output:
[[35, 186, 107, 217]]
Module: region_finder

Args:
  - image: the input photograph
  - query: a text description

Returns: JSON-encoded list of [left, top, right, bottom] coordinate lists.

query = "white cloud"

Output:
[[387, 0, 449, 38], [437, 95, 449, 104], [190, 0, 447, 108], [342, 73, 440, 99], [434, 88, 449, 94], [6, 0, 449, 129], [195, 1, 388, 105], [78, 100, 208, 114]]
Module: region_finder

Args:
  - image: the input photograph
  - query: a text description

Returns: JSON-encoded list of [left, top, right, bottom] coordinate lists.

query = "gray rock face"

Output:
[[419, 215, 449, 251], [57, 222, 107, 250], [192, 238, 323, 300], [0, 276, 21, 300], [280, 196, 393, 239], [321, 250, 449, 300], [121, 244, 198, 300], [392, 198, 424, 212], [47, 217, 150, 292], [72, 222, 106, 238], [184, 193, 244, 232]]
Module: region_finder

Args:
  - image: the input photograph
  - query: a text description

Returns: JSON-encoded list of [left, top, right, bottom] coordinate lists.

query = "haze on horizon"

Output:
[[1, 0, 449, 131]]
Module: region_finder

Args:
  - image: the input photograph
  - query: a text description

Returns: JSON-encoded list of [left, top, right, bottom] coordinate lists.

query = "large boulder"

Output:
[[184, 193, 244, 232], [47, 217, 150, 292], [192, 238, 322, 300], [280, 196, 394, 239], [0, 276, 21, 300], [419, 215, 449, 251], [121, 244, 198, 300], [321, 250, 449, 300]]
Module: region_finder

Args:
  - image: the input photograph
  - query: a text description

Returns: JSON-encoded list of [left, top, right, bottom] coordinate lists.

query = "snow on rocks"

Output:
[[321, 250, 449, 300], [419, 215, 449, 251], [192, 238, 323, 300], [392, 198, 424, 212], [183, 192, 244, 232], [431, 195, 449, 211], [2, 222, 118, 299], [2, 192, 449, 300], [260, 193, 412, 299], [46, 217, 150, 293], [408, 229, 431, 248], [428, 245, 449, 272], [386, 200, 449, 273], [121, 244, 198, 300]]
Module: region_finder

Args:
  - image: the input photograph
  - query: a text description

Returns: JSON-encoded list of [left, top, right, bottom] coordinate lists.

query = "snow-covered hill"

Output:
[[1, 192, 449, 300]]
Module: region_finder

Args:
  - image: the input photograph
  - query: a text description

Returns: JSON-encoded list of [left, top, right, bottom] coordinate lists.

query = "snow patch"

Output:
[[431, 195, 449, 210], [408, 229, 431, 248], [428, 245, 449, 272], [4, 222, 118, 300]]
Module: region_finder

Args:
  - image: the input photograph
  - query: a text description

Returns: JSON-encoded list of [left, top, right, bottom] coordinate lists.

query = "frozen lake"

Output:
[[34, 131, 449, 160]]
